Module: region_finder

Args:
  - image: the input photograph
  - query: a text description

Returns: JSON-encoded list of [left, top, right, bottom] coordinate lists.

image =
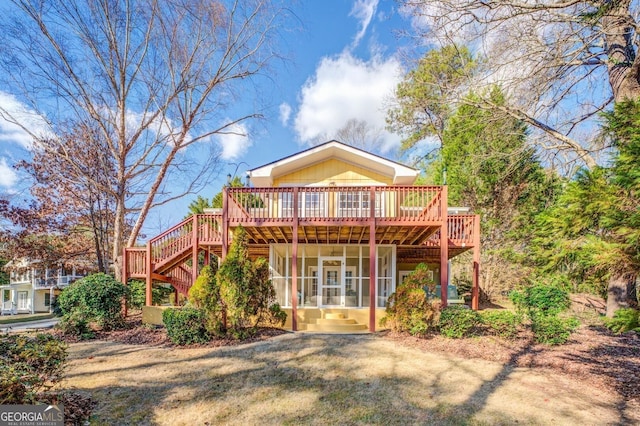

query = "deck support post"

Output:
[[440, 186, 449, 308], [369, 186, 376, 332], [222, 187, 229, 260], [472, 214, 481, 310], [204, 248, 210, 266], [291, 187, 299, 331], [192, 215, 199, 284], [145, 241, 152, 306]]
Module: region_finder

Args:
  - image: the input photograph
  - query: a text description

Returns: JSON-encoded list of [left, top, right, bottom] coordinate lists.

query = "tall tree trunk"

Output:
[[602, 0, 640, 102], [112, 191, 126, 283], [606, 271, 635, 317]]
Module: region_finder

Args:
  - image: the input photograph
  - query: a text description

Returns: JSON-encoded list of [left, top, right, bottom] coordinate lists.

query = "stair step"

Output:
[[305, 323, 368, 332], [316, 318, 357, 325], [324, 313, 346, 320]]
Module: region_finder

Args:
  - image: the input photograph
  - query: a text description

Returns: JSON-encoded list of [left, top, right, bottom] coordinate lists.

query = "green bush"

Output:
[[604, 308, 640, 334], [57, 310, 94, 340], [162, 307, 210, 345], [57, 273, 130, 332], [380, 263, 440, 336], [480, 310, 522, 339], [0, 334, 67, 404], [531, 314, 579, 345], [128, 280, 147, 309], [267, 303, 288, 326], [189, 265, 226, 337], [510, 283, 570, 316], [438, 306, 482, 338], [128, 280, 174, 309], [215, 226, 287, 338]]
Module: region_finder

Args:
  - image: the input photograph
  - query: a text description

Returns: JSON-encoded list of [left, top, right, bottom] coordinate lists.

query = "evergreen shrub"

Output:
[[162, 307, 209, 345], [604, 308, 640, 334], [438, 306, 482, 338], [380, 263, 440, 336], [530, 314, 579, 345], [480, 310, 522, 339], [57, 273, 129, 333]]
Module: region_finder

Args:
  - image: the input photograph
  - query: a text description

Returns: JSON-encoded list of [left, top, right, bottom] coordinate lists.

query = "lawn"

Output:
[[61, 332, 636, 425]]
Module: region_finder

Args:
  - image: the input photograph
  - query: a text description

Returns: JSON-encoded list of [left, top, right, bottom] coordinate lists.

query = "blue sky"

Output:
[[0, 0, 416, 237]]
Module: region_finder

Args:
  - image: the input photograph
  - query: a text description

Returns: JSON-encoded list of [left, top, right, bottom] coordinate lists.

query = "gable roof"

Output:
[[248, 140, 420, 186]]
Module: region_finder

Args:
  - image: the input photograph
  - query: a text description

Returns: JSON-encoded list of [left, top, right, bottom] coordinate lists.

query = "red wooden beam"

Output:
[[291, 187, 299, 332], [222, 187, 229, 260], [192, 214, 199, 287], [472, 214, 481, 310], [440, 186, 448, 309], [369, 186, 376, 332], [145, 241, 152, 306]]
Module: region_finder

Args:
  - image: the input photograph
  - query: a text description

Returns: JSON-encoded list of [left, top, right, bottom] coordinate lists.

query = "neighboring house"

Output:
[[123, 140, 481, 332], [0, 259, 87, 315]]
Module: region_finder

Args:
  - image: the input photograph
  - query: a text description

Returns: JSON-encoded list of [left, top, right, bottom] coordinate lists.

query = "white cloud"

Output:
[[349, 0, 379, 49], [293, 51, 403, 153], [0, 157, 18, 189], [0, 91, 51, 149], [216, 121, 251, 160], [279, 102, 292, 126]]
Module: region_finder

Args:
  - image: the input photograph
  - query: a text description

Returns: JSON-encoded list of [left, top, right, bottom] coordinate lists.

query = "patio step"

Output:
[[316, 318, 355, 325], [304, 313, 368, 333]]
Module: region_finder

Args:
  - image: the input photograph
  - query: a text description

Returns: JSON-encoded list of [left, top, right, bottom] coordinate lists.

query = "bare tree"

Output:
[[308, 119, 387, 153], [398, 0, 640, 170], [335, 119, 386, 152], [0, 0, 288, 278], [17, 123, 117, 272]]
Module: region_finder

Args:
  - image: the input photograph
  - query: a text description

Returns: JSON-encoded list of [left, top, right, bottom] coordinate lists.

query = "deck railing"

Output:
[[124, 214, 222, 277], [227, 186, 444, 222], [122, 186, 476, 281], [426, 214, 476, 247], [125, 247, 147, 277]]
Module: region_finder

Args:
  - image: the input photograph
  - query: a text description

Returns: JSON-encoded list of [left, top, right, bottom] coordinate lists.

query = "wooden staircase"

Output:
[[303, 312, 368, 333], [123, 214, 223, 297]]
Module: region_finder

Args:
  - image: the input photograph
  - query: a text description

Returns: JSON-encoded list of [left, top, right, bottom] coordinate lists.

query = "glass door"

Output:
[[320, 258, 343, 306], [17, 291, 29, 311]]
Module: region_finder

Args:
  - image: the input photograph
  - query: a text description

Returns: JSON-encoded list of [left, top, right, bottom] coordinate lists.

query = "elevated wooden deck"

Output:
[[123, 185, 481, 325]]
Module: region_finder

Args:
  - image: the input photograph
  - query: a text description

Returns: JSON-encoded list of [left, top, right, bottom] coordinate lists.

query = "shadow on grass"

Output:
[[64, 333, 630, 425], [68, 334, 528, 425]]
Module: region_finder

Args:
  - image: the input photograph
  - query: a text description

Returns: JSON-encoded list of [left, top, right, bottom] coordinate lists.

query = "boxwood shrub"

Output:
[[480, 310, 522, 339], [530, 314, 579, 345], [438, 306, 482, 338], [162, 307, 210, 345]]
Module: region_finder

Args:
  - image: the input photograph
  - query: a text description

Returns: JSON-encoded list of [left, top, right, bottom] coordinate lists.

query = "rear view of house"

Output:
[[123, 140, 480, 331]]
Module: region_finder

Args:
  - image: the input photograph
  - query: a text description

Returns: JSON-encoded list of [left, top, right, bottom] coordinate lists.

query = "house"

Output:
[[1, 259, 87, 315], [123, 140, 480, 332]]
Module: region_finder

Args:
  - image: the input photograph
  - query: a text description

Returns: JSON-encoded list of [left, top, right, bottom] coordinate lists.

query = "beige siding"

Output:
[[273, 158, 392, 187]]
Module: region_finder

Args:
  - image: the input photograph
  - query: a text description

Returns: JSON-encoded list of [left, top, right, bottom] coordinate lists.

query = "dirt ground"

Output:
[[60, 326, 639, 425]]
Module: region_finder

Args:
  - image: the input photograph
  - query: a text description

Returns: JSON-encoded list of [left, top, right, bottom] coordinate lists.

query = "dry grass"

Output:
[[60, 333, 634, 425]]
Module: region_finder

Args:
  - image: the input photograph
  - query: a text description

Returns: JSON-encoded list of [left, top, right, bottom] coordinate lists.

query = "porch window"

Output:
[[280, 192, 294, 218], [280, 191, 328, 218], [338, 190, 384, 217], [300, 192, 326, 217], [44, 292, 51, 307]]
